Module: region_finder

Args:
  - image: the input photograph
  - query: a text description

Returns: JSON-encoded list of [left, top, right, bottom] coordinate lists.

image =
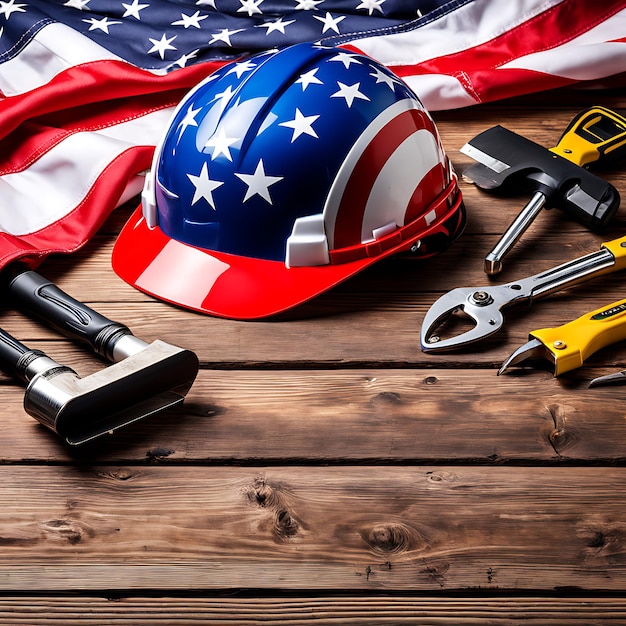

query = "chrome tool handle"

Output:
[[508, 241, 622, 303], [484, 191, 546, 274], [0, 326, 68, 384]]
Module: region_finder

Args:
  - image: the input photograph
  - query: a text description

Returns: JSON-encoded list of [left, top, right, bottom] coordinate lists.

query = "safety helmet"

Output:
[[112, 43, 465, 319]]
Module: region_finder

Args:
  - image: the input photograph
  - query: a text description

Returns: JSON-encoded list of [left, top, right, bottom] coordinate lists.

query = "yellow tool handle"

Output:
[[602, 234, 626, 272], [550, 106, 626, 167], [531, 298, 626, 376]]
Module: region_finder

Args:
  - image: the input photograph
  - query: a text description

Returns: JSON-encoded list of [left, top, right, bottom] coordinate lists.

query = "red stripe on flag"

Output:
[[394, 0, 625, 78], [0, 60, 226, 174], [354, 0, 626, 104], [0, 146, 153, 269]]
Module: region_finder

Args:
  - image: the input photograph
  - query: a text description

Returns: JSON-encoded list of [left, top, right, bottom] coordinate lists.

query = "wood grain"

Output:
[[0, 465, 626, 592], [0, 90, 625, 620], [1, 596, 626, 624], [1, 368, 626, 463]]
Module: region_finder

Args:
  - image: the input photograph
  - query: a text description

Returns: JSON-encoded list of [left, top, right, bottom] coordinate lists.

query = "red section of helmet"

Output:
[[332, 108, 439, 249], [112, 181, 464, 320]]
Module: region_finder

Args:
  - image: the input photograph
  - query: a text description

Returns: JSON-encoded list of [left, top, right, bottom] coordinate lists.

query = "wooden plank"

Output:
[[0, 466, 625, 592], [6, 231, 626, 369], [1, 368, 626, 462], [5, 284, 626, 368], [0, 596, 625, 624], [0, 84, 622, 617]]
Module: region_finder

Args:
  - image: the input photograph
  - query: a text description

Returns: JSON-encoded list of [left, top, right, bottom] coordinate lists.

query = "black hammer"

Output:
[[1, 266, 199, 445], [461, 106, 626, 274]]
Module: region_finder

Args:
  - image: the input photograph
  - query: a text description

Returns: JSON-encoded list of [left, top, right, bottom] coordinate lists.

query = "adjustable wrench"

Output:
[[420, 234, 626, 352]]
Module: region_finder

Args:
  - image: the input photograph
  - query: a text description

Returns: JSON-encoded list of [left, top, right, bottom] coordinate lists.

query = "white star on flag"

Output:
[[209, 28, 245, 46], [279, 109, 319, 142], [0, 0, 26, 20], [238, 0, 264, 16], [257, 17, 295, 35], [356, 0, 385, 15], [121, 0, 148, 19], [313, 12, 345, 34], [148, 33, 177, 59], [172, 49, 200, 68], [64, 0, 89, 10], [295, 0, 323, 9], [172, 11, 208, 28], [82, 16, 122, 33], [331, 81, 369, 107], [236, 159, 283, 204], [187, 162, 224, 209]]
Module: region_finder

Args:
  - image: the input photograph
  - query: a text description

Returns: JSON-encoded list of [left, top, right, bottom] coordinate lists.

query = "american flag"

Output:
[[0, 0, 624, 269]]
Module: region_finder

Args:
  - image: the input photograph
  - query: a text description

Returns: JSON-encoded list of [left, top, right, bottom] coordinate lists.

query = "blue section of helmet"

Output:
[[154, 42, 421, 262]]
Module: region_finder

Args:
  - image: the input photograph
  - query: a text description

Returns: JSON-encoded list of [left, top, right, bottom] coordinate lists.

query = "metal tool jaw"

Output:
[[499, 295, 626, 379], [497, 337, 555, 375], [420, 236, 624, 352], [501, 341, 626, 383], [589, 370, 626, 387], [497, 333, 587, 377], [420, 283, 528, 351]]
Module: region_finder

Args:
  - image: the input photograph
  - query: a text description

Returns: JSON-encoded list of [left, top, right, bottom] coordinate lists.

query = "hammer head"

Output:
[[24, 340, 199, 445], [461, 125, 620, 231]]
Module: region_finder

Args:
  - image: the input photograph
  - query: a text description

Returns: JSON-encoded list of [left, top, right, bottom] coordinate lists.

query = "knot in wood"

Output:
[[146, 447, 175, 461], [367, 523, 416, 554], [247, 478, 280, 508], [372, 391, 402, 404], [426, 470, 457, 483], [40, 519, 87, 545], [110, 469, 135, 481], [548, 426, 578, 454], [585, 530, 606, 549], [274, 509, 299, 538]]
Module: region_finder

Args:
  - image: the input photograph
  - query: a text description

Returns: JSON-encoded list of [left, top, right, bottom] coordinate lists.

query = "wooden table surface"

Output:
[[1, 88, 626, 624]]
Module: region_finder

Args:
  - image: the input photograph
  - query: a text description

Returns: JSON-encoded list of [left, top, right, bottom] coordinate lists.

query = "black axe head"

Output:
[[461, 125, 620, 231]]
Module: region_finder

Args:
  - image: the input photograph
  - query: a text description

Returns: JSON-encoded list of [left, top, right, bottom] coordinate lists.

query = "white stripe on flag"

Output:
[[0, 22, 124, 97], [403, 73, 476, 110], [349, 0, 566, 67], [0, 106, 174, 235]]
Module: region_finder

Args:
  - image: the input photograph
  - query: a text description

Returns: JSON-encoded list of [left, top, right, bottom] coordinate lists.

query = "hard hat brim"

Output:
[[113, 189, 465, 320], [112, 205, 383, 320]]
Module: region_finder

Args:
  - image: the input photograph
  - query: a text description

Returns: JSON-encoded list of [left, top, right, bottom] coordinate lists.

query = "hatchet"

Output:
[[1, 265, 199, 445], [461, 106, 626, 274]]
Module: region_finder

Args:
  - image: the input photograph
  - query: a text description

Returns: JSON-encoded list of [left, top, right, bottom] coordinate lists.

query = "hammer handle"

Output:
[[6, 267, 132, 362]]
